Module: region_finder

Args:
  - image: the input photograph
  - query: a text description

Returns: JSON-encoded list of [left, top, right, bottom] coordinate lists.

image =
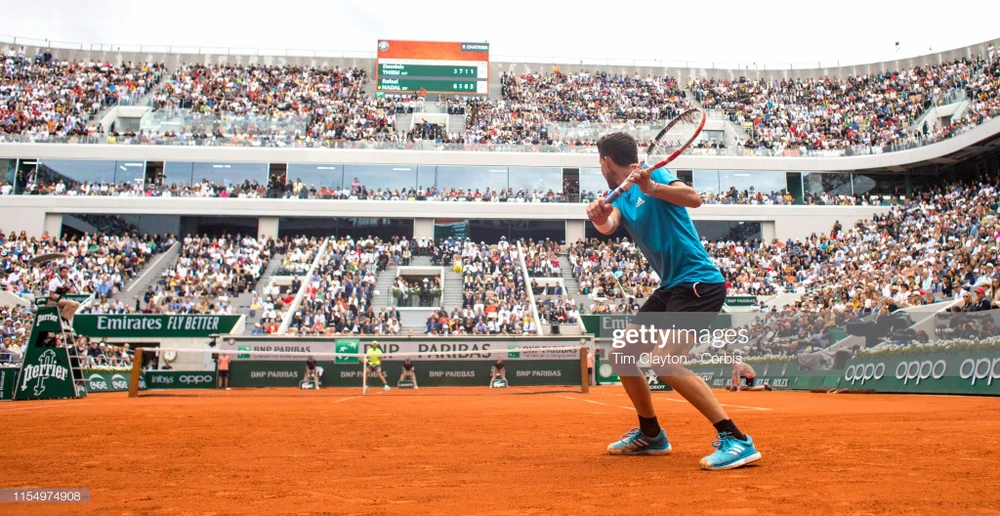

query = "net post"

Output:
[[128, 348, 143, 398], [579, 346, 589, 394]]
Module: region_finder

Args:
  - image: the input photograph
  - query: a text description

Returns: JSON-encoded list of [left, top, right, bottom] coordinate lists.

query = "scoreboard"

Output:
[[376, 40, 489, 95]]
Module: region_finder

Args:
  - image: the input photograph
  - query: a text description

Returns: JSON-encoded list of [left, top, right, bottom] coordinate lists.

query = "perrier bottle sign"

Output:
[[14, 306, 83, 401]]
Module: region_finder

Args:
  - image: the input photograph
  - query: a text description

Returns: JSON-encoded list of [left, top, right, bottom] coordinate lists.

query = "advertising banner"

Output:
[[73, 314, 241, 338]]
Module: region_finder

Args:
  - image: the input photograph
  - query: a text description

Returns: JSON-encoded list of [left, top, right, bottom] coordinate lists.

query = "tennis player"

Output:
[[491, 357, 507, 384], [398, 357, 418, 388], [305, 356, 320, 389], [587, 132, 762, 470], [365, 341, 390, 392], [730, 361, 772, 392]]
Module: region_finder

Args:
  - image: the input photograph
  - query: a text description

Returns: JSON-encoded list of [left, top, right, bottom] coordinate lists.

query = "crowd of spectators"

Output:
[[289, 236, 399, 336], [2, 46, 166, 137], [150, 64, 403, 143], [4, 45, 1000, 153], [424, 237, 535, 335], [691, 52, 1000, 154], [150, 234, 272, 315], [8, 174, 916, 208], [568, 237, 659, 303], [1, 230, 172, 302], [0, 304, 32, 363]]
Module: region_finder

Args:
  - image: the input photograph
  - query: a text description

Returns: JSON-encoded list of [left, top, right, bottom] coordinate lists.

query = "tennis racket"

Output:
[[604, 108, 706, 203]]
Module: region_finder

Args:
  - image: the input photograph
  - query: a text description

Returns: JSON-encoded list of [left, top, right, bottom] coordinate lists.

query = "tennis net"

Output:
[[126, 337, 590, 396]]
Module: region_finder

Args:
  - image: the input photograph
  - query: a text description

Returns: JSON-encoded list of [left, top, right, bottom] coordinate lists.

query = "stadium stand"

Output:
[[3, 44, 998, 155], [152, 234, 271, 315]]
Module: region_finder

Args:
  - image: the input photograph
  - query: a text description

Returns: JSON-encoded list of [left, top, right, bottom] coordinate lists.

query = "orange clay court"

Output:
[[3, 387, 1000, 515]]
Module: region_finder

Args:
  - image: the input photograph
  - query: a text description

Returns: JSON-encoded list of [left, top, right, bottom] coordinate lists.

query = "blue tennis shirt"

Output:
[[612, 168, 724, 289]]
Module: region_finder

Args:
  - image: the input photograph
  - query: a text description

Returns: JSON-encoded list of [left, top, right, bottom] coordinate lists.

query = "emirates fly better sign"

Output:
[[73, 314, 242, 338]]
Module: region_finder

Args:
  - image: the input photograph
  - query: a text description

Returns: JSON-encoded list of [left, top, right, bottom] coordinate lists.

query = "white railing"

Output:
[[515, 240, 543, 336]]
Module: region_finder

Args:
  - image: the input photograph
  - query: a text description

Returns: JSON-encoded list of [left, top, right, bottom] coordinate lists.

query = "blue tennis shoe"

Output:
[[607, 427, 672, 455], [700, 432, 761, 470]]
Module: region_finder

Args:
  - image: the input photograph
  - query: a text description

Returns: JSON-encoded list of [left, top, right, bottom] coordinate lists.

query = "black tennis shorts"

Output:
[[638, 282, 726, 315], [219, 370, 229, 378], [742, 375, 756, 387]]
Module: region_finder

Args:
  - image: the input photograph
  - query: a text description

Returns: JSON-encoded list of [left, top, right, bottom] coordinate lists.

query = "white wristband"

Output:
[[595, 218, 615, 233]]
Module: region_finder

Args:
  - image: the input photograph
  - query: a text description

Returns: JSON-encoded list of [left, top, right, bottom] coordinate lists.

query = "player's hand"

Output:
[[625, 164, 655, 195], [586, 198, 614, 225]]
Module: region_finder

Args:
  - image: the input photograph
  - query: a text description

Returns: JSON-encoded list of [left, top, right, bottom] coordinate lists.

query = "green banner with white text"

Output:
[[73, 314, 241, 338]]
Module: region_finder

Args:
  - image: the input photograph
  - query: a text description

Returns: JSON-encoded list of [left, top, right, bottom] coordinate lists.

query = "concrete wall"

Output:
[[2, 114, 998, 172], [258, 217, 279, 239], [413, 218, 434, 240], [0, 195, 890, 242]]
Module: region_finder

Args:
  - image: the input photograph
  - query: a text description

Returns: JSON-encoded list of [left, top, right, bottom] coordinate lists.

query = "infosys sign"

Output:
[[143, 371, 217, 389], [842, 354, 1000, 393]]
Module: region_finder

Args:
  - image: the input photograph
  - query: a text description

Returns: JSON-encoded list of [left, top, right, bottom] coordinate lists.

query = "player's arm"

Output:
[[629, 166, 702, 208], [586, 199, 622, 235]]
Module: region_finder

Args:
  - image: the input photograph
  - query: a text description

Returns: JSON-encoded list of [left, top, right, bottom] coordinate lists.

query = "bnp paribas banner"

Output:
[[220, 337, 581, 361], [220, 336, 584, 388], [73, 314, 241, 338], [841, 344, 1000, 395], [226, 359, 578, 388]]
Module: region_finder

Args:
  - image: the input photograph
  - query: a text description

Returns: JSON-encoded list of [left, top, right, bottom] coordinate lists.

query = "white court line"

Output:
[[657, 397, 773, 412], [563, 394, 771, 412], [332, 396, 358, 403], [559, 395, 635, 411], [595, 391, 772, 411], [0, 399, 77, 412]]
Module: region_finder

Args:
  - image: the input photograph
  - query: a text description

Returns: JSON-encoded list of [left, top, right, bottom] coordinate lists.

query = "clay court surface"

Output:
[[3, 387, 1000, 515]]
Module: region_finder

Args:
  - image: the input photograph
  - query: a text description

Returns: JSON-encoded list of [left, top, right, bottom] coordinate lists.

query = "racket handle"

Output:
[[604, 188, 623, 204]]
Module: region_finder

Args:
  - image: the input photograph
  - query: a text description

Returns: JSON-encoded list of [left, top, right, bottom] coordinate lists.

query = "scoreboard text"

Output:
[[376, 40, 489, 95]]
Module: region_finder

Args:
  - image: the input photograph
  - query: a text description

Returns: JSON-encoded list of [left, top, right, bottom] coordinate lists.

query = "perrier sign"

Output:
[[14, 306, 84, 401], [73, 314, 242, 338]]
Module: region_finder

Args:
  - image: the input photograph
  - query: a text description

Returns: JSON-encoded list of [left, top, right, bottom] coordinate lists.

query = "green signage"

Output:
[[379, 63, 478, 78], [73, 314, 241, 338], [83, 371, 135, 393], [1, 367, 18, 401], [335, 339, 359, 364], [841, 352, 1000, 394], [581, 315, 630, 339], [143, 371, 217, 390], [229, 359, 579, 388], [725, 296, 758, 307], [13, 308, 82, 400], [376, 78, 481, 93], [13, 306, 85, 401]]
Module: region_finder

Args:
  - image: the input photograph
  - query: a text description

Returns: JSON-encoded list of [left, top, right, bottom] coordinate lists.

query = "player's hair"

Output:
[[597, 132, 639, 167]]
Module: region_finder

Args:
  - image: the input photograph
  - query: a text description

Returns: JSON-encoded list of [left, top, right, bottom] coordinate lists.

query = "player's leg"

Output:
[[57, 299, 80, 330], [654, 282, 761, 470], [607, 286, 673, 455], [378, 367, 390, 390]]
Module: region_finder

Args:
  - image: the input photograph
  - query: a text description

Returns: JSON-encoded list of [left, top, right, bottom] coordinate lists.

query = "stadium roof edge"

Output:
[[2, 33, 998, 76]]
